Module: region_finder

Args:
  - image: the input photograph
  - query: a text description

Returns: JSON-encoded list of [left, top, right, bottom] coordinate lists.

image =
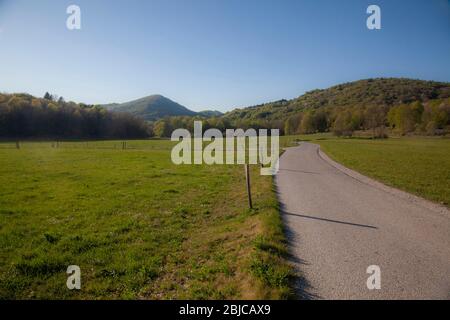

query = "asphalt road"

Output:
[[275, 142, 450, 299]]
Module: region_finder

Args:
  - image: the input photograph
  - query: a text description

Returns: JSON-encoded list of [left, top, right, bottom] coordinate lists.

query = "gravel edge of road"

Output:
[[310, 143, 450, 216]]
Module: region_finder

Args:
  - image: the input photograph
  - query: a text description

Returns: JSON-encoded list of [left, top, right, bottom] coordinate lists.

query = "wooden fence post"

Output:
[[16, 141, 20, 149], [244, 164, 253, 209]]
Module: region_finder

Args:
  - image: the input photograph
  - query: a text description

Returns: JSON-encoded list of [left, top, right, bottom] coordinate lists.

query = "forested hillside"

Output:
[[150, 78, 450, 137], [2, 78, 450, 139], [102, 95, 197, 121], [224, 78, 450, 122]]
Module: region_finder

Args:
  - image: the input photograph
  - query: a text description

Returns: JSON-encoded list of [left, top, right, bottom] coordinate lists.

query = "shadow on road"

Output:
[[283, 211, 378, 230], [278, 168, 321, 175], [273, 185, 321, 300], [273, 177, 378, 299], [283, 225, 322, 300]]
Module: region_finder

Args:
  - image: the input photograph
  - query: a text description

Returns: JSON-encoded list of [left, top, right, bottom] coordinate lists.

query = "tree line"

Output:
[[152, 116, 285, 137], [0, 92, 151, 139], [221, 78, 450, 138], [2, 92, 449, 140], [282, 98, 450, 138], [150, 98, 450, 138]]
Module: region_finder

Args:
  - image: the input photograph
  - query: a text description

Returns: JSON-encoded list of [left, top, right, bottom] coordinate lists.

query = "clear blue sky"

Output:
[[0, 0, 449, 111]]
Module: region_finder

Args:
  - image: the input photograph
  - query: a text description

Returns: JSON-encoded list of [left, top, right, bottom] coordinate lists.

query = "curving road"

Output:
[[275, 142, 450, 300]]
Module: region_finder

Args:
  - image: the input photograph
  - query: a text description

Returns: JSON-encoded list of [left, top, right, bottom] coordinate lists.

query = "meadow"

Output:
[[286, 134, 450, 206], [2, 134, 448, 299], [0, 140, 291, 299]]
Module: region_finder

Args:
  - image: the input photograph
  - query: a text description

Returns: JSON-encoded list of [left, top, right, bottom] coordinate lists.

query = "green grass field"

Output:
[[284, 134, 450, 206], [2, 135, 447, 299], [0, 140, 292, 299]]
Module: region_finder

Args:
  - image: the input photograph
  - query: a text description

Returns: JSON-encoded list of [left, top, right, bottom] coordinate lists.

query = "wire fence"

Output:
[[0, 137, 290, 159], [0, 140, 175, 151]]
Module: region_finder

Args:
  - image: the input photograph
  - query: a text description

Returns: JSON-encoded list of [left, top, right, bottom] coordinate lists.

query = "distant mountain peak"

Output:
[[102, 94, 196, 121], [102, 94, 224, 121]]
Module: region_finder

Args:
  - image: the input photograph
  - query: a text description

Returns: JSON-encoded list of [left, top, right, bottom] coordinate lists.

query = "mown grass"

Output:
[[0, 140, 293, 299], [282, 134, 450, 206]]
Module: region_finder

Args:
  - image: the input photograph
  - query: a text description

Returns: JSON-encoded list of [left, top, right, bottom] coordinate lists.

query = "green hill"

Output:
[[197, 110, 223, 117], [102, 95, 197, 121], [102, 95, 224, 121], [224, 78, 450, 122]]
